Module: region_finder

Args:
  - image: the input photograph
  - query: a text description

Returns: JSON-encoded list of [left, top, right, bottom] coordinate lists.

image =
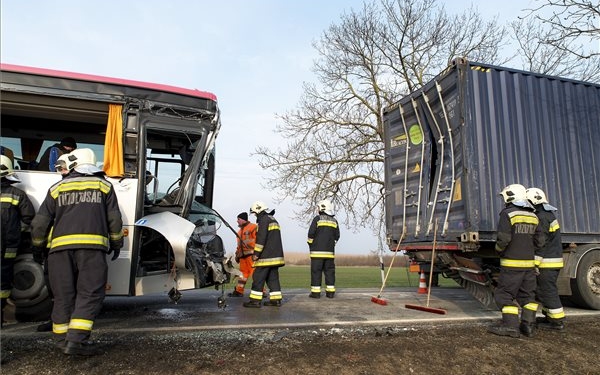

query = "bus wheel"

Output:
[[570, 249, 600, 310]]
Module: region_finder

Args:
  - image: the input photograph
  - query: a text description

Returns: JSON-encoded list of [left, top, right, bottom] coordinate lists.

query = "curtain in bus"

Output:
[[103, 104, 124, 177]]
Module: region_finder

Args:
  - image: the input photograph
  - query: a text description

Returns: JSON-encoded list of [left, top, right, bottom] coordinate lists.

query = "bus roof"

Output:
[[0, 63, 217, 102]]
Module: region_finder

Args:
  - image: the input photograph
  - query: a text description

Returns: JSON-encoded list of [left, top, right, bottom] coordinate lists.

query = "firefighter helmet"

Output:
[[68, 148, 102, 174], [55, 153, 73, 172], [526, 187, 548, 205], [0, 155, 14, 177], [250, 201, 268, 214], [317, 199, 334, 215], [499, 184, 527, 204]]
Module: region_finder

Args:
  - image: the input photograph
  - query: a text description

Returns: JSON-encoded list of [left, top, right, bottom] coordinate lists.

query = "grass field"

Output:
[[228, 265, 458, 290]]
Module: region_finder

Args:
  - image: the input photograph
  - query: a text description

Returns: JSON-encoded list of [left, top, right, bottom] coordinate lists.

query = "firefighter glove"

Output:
[[108, 247, 120, 261], [31, 246, 45, 264]]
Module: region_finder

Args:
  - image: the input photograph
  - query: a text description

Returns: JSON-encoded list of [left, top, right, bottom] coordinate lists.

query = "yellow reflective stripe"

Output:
[[267, 223, 280, 231], [523, 303, 538, 312], [310, 251, 335, 259], [254, 244, 264, 252], [307, 238, 314, 244], [254, 257, 285, 267], [0, 290, 11, 298], [249, 290, 263, 300], [51, 234, 108, 248], [311, 286, 321, 293], [549, 220, 560, 232], [538, 257, 564, 268], [269, 291, 282, 300], [50, 179, 111, 198], [534, 255, 542, 266], [109, 232, 123, 241], [317, 220, 338, 228], [69, 318, 94, 331], [4, 249, 17, 258], [0, 196, 20, 205], [509, 214, 539, 225], [502, 306, 519, 315], [545, 307, 565, 319], [53, 323, 69, 334], [325, 285, 335, 292], [500, 259, 536, 268]]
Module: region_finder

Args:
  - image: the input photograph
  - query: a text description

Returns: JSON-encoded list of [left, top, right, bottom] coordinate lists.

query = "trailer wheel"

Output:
[[570, 250, 600, 310]]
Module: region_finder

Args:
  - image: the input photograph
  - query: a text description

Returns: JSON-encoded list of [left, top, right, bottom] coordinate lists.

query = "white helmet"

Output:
[[0, 155, 14, 177], [317, 199, 334, 215], [499, 184, 527, 204], [526, 187, 548, 205], [55, 153, 73, 172], [68, 148, 102, 174], [250, 201, 268, 214]]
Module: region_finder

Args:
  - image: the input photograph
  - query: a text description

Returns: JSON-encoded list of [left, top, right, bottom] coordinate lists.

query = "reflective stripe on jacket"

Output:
[[495, 204, 543, 270]]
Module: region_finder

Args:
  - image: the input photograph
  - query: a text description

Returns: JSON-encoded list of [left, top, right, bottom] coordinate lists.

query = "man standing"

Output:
[[31, 148, 123, 356], [229, 212, 257, 297], [488, 184, 543, 338], [526, 187, 565, 330], [1, 155, 35, 325], [243, 201, 285, 308], [307, 199, 340, 299]]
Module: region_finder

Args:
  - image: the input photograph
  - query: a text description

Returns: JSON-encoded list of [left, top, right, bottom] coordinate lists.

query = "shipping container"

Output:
[[383, 58, 600, 309]]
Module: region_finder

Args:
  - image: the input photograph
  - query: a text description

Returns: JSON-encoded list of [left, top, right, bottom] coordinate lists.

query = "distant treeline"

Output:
[[284, 252, 410, 267]]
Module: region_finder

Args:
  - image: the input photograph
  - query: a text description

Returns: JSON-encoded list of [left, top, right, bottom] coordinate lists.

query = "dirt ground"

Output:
[[1, 316, 599, 375]]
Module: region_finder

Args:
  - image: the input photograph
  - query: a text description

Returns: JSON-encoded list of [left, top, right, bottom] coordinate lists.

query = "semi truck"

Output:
[[383, 58, 600, 310], [1, 64, 236, 321]]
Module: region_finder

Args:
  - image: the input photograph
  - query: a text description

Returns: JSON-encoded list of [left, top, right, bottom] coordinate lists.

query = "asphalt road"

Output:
[[3, 286, 598, 336]]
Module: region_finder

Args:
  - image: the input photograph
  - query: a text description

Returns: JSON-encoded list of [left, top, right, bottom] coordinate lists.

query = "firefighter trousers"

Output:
[[249, 266, 281, 301], [48, 249, 107, 343], [310, 258, 335, 292], [494, 268, 537, 327], [536, 268, 564, 321]]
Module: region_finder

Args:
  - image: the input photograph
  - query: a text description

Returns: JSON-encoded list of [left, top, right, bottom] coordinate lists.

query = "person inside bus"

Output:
[[36, 137, 77, 171]]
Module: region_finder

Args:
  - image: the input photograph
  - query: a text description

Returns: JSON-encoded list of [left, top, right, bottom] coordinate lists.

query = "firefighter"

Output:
[[31, 148, 123, 356], [1, 155, 35, 325], [228, 212, 258, 297], [307, 199, 340, 298], [526, 187, 565, 330], [488, 184, 544, 338], [243, 201, 285, 308]]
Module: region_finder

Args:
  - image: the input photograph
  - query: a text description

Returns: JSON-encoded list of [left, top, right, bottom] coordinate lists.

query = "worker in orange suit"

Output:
[[228, 212, 257, 297]]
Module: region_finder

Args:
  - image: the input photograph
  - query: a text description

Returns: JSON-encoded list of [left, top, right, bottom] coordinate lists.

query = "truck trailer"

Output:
[[383, 58, 600, 310], [1, 64, 235, 321]]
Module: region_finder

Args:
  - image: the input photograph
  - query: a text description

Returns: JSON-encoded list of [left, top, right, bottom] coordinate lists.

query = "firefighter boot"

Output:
[[64, 341, 99, 356], [242, 299, 262, 308], [520, 308, 537, 338], [263, 299, 282, 307], [536, 317, 565, 331], [309, 292, 320, 299], [487, 312, 520, 338], [326, 291, 335, 299]]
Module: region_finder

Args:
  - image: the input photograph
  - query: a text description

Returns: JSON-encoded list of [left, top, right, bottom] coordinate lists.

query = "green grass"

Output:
[[233, 265, 458, 289]]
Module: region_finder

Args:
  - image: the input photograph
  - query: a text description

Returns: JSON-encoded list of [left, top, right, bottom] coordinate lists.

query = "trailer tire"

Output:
[[569, 249, 600, 310], [14, 297, 52, 322]]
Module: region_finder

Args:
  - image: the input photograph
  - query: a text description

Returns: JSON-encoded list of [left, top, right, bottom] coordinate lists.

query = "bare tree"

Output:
[[511, 17, 600, 81], [254, 0, 507, 234], [524, 0, 600, 59]]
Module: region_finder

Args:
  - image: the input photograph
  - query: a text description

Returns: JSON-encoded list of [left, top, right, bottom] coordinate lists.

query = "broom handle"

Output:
[[426, 219, 438, 307], [377, 238, 402, 296]]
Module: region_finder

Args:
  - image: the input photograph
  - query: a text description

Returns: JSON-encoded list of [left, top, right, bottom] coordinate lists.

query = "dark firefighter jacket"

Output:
[[533, 204, 563, 269], [253, 211, 285, 267], [307, 213, 340, 258], [1, 180, 35, 252], [31, 172, 123, 252], [495, 203, 544, 270]]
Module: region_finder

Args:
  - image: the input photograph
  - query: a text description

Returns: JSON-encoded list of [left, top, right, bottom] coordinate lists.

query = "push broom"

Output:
[[405, 219, 447, 314], [371, 234, 403, 305]]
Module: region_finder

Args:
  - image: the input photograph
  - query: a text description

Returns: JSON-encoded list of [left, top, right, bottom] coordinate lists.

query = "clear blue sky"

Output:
[[1, 0, 530, 254]]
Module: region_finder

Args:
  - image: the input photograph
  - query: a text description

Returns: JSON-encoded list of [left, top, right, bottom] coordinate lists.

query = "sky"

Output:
[[0, 0, 532, 255]]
